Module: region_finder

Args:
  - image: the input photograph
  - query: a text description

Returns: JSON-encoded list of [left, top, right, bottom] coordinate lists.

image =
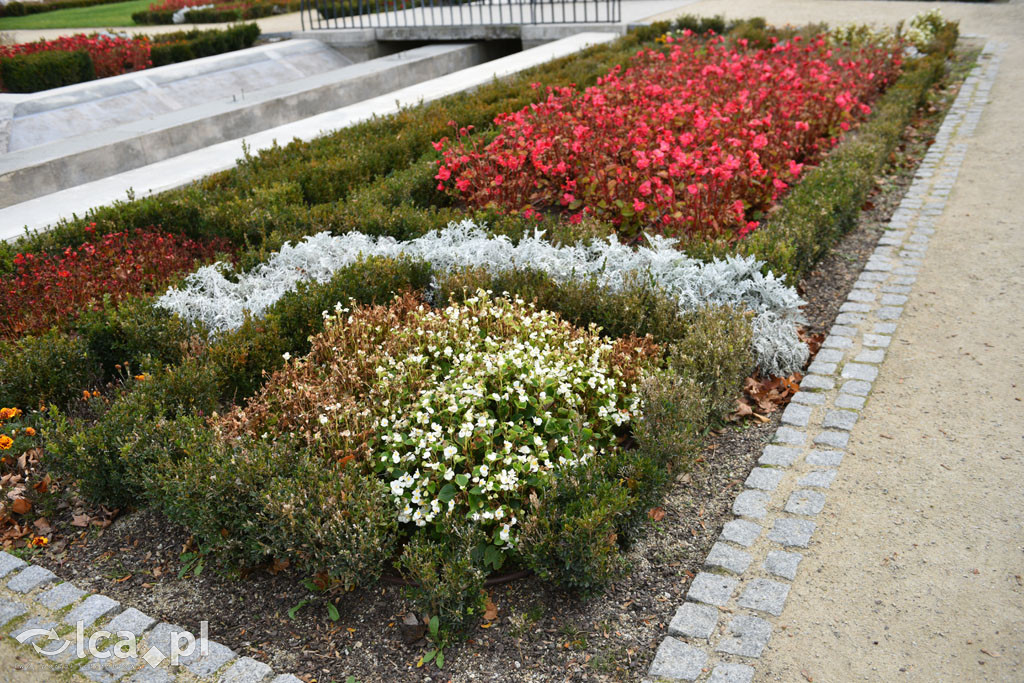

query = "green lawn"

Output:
[[0, 0, 151, 30]]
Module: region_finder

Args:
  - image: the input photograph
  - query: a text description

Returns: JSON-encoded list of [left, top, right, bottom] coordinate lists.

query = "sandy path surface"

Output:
[[0, 638, 67, 681], [654, 1, 1024, 681]]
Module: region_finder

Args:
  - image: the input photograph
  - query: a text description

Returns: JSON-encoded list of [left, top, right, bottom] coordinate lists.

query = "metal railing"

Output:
[[301, 0, 622, 30]]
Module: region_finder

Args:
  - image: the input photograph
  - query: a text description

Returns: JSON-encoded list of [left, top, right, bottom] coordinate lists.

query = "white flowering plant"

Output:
[[369, 293, 657, 564], [904, 8, 946, 52], [218, 290, 660, 572]]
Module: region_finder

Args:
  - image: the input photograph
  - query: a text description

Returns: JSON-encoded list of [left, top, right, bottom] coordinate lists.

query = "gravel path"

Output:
[[645, 1, 1024, 681]]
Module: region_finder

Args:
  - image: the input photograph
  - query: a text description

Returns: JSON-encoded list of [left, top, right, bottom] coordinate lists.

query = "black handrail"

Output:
[[300, 0, 621, 29]]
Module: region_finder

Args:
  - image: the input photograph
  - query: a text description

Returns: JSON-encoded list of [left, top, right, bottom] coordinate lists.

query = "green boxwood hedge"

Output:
[[149, 23, 261, 66], [0, 49, 94, 93]]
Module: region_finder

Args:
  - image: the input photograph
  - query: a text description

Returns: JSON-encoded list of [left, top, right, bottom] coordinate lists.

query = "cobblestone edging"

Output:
[[645, 41, 1004, 683], [0, 552, 299, 682]]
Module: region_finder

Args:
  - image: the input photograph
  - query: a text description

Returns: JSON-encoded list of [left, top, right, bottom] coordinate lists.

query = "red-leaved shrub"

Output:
[[1, 226, 229, 339]]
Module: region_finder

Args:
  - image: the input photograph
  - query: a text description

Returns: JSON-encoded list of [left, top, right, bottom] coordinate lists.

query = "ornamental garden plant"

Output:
[[0, 23, 260, 92], [435, 31, 901, 241], [0, 226, 229, 339], [0, 12, 961, 664]]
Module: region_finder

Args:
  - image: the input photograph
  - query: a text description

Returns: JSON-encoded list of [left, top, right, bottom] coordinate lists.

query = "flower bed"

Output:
[[0, 24, 260, 93], [436, 33, 901, 241], [0, 33, 149, 91], [142, 290, 745, 636], [0, 13, 963, 661], [0, 227, 229, 340]]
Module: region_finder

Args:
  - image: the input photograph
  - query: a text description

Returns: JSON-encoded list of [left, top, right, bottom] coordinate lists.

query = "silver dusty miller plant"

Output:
[[157, 220, 809, 375]]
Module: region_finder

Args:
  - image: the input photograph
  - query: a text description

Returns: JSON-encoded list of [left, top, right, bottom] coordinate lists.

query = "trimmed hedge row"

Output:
[[316, 0, 470, 21], [0, 24, 261, 95], [149, 23, 260, 66], [0, 49, 94, 92]]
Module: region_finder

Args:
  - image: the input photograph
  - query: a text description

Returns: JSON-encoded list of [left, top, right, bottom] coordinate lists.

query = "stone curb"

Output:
[[0, 556, 289, 683], [645, 40, 1004, 682]]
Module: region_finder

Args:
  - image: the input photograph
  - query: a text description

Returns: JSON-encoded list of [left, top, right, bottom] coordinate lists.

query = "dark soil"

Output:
[[19, 46, 976, 683]]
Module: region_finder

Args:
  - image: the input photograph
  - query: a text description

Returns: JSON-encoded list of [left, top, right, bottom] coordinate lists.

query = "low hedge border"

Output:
[[0, 49, 94, 93], [0, 24, 261, 95], [149, 23, 260, 66]]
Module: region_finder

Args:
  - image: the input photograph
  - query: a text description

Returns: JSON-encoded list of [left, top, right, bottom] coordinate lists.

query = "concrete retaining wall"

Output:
[[0, 42, 492, 208]]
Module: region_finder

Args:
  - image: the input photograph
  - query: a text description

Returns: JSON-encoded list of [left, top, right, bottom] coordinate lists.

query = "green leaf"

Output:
[[422, 649, 437, 664], [455, 473, 470, 488], [428, 615, 439, 638], [438, 483, 457, 503], [327, 603, 340, 622], [287, 599, 309, 620], [436, 650, 445, 668]]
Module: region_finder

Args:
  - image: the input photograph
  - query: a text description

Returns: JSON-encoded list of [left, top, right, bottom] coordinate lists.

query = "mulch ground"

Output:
[[15, 46, 974, 683]]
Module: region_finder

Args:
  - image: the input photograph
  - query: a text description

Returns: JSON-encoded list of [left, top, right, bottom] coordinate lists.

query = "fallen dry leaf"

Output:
[[483, 596, 498, 622], [267, 557, 290, 575]]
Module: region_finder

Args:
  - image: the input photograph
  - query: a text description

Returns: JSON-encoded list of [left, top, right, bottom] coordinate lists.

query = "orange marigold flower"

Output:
[[0, 435, 12, 450], [24, 427, 36, 437], [0, 407, 20, 420], [30, 536, 48, 547]]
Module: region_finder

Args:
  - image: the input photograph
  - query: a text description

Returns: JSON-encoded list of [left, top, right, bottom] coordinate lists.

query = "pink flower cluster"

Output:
[[435, 33, 901, 241]]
